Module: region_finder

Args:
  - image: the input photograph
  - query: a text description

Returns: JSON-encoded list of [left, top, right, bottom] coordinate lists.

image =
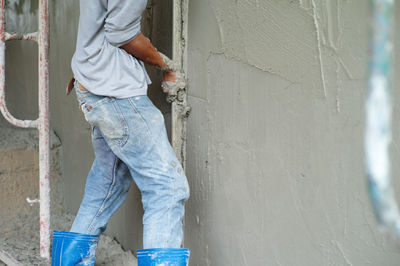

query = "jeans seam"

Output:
[[166, 177, 175, 246], [86, 156, 118, 234], [127, 98, 155, 148], [112, 100, 129, 147]]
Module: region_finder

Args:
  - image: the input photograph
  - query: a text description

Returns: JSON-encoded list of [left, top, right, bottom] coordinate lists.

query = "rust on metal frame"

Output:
[[38, 0, 51, 259], [0, 0, 51, 261]]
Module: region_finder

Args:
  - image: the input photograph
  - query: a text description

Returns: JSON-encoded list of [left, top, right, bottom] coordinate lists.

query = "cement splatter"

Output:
[[311, 0, 327, 97], [158, 52, 188, 104]]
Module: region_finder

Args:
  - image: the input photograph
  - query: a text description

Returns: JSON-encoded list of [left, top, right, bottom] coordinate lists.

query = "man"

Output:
[[51, 1, 190, 265]]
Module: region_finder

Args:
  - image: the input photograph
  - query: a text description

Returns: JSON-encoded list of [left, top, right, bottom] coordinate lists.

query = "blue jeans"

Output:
[[70, 84, 190, 248]]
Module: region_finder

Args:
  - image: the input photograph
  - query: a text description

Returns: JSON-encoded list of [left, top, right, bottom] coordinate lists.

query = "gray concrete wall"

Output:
[[5, 0, 400, 265], [184, 0, 400, 265]]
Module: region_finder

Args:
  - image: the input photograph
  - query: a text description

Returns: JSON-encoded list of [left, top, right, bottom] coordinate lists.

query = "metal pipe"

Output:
[[38, 0, 50, 259], [0, 1, 39, 129], [0, 0, 51, 260], [365, 0, 400, 241]]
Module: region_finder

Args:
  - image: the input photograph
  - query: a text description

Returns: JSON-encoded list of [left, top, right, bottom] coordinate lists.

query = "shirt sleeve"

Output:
[[104, 0, 147, 47]]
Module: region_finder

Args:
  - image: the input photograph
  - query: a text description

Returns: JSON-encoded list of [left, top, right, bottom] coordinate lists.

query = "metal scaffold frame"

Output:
[[0, 0, 50, 261]]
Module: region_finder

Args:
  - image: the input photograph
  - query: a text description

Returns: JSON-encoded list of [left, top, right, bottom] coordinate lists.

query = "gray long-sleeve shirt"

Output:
[[71, 0, 151, 98]]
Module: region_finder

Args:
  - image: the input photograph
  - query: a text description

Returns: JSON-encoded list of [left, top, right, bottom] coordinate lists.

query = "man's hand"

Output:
[[162, 70, 178, 93]]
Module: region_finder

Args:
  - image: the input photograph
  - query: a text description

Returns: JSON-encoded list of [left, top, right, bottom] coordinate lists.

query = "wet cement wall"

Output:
[[184, 0, 400, 265], [4, 0, 400, 265]]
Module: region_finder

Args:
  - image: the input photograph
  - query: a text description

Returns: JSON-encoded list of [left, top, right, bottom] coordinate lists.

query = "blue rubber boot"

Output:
[[137, 248, 190, 266], [51, 231, 99, 266]]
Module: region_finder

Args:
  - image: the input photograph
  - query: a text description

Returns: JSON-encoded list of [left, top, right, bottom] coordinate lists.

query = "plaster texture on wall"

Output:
[[5, 0, 400, 265], [185, 0, 400, 265]]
